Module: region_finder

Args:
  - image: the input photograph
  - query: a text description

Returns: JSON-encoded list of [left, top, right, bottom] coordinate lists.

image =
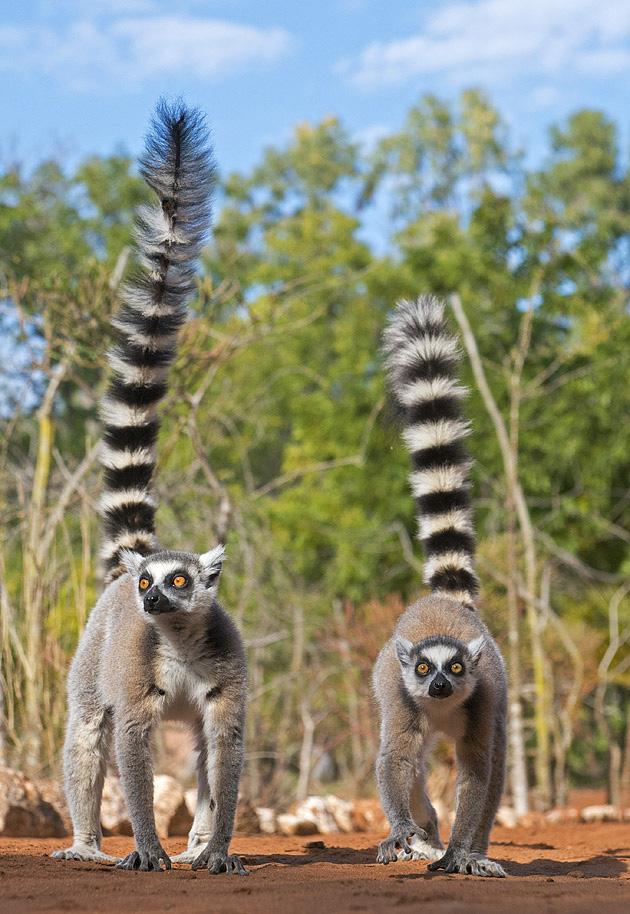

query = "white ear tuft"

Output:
[[395, 637, 414, 668], [467, 635, 485, 665], [199, 544, 225, 587], [119, 548, 143, 576]]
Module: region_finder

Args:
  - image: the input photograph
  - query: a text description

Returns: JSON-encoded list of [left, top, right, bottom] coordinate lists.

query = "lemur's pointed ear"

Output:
[[120, 548, 143, 576], [199, 544, 225, 588], [395, 637, 414, 668], [467, 635, 485, 666]]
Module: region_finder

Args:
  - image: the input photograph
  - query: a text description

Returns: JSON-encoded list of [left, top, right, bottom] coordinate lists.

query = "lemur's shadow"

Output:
[[241, 840, 629, 878], [504, 854, 628, 878], [243, 844, 377, 867], [395, 853, 628, 880]]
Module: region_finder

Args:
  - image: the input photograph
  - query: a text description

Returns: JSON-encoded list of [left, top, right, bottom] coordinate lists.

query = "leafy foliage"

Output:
[[0, 92, 628, 802]]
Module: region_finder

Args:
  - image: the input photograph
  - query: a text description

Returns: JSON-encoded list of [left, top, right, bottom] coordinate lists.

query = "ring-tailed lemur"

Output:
[[52, 102, 247, 875], [372, 295, 507, 878]]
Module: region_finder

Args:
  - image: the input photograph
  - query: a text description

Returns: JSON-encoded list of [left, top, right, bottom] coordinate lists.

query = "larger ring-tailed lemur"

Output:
[[52, 102, 247, 875], [373, 296, 507, 878]]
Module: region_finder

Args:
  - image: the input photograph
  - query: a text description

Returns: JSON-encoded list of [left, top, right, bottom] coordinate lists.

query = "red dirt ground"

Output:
[[2, 823, 629, 914]]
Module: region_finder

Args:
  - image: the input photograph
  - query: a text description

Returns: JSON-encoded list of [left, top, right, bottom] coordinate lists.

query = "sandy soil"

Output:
[[2, 823, 629, 914]]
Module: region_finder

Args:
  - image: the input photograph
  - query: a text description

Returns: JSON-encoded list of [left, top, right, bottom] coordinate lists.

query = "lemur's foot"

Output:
[[191, 845, 248, 875], [51, 845, 117, 864], [171, 843, 206, 864], [376, 826, 429, 864], [116, 844, 171, 872], [428, 848, 506, 877], [396, 832, 443, 862], [171, 848, 200, 864]]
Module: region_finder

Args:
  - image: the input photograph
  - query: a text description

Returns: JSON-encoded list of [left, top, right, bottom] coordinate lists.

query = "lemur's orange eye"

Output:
[[173, 575, 188, 588], [139, 578, 150, 591], [416, 662, 429, 676], [451, 662, 463, 675]]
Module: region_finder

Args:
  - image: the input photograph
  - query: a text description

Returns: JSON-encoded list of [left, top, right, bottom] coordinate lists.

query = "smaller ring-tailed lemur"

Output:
[[373, 296, 507, 878], [52, 102, 247, 875]]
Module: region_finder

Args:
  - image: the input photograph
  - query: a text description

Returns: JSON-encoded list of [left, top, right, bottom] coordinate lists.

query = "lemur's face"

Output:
[[395, 634, 484, 705], [120, 545, 224, 617]]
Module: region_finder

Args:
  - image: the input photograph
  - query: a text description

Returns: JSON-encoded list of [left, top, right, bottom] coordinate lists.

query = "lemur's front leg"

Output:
[[375, 724, 439, 863], [114, 713, 171, 872], [190, 692, 247, 875], [428, 728, 506, 878]]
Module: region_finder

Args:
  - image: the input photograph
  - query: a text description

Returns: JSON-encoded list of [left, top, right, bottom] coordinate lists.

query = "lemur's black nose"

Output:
[[144, 587, 173, 614], [429, 673, 453, 698]]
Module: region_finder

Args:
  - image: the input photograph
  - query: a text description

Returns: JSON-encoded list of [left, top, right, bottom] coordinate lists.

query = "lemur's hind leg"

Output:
[[399, 766, 444, 861], [171, 724, 214, 864], [52, 703, 116, 863]]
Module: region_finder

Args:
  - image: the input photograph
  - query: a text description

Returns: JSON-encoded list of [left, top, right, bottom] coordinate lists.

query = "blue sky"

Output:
[[2, 0, 630, 175]]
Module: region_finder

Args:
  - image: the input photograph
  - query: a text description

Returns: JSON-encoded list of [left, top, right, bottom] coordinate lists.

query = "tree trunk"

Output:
[[506, 491, 529, 816], [332, 600, 363, 788], [21, 360, 68, 772], [22, 405, 54, 770], [296, 696, 315, 801]]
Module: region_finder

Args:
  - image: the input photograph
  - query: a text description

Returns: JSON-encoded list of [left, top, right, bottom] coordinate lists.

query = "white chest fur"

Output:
[[154, 624, 218, 719]]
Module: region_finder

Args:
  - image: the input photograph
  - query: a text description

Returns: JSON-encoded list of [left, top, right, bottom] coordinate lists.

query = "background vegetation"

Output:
[[1, 90, 629, 813]]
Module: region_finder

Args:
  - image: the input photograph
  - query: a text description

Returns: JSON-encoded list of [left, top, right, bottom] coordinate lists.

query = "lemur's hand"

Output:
[[376, 825, 428, 863], [116, 843, 171, 872], [191, 843, 248, 875]]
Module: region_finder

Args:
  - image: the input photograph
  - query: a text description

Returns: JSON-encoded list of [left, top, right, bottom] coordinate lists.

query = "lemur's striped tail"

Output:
[[383, 295, 479, 607], [100, 100, 215, 582]]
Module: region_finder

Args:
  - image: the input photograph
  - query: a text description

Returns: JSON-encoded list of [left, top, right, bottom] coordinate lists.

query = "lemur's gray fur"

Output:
[[373, 296, 507, 878], [52, 102, 247, 875]]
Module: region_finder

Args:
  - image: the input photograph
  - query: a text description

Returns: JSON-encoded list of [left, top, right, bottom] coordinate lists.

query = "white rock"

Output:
[[101, 774, 192, 837], [545, 807, 579, 824], [101, 776, 130, 835], [324, 795, 353, 833], [255, 806, 277, 835], [495, 806, 518, 828], [153, 774, 191, 837], [580, 804, 620, 823], [276, 812, 318, 836], [0, 767, 67, 838], [293, 796, 339, 833]]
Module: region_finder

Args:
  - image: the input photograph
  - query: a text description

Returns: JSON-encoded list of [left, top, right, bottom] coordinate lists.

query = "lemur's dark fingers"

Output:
[[116, 851, 141, 870], [377, 837, 408, 864], [400, 838, 414, 857], [225, 855, 248, 876], [376, 843, 392, 863], [191, 851, 209, 871]]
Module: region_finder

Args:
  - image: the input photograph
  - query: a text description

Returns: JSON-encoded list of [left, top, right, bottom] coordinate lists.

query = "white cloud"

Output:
[[352, 123, 390, 151], [530, 86, 562, 110], [0, 15, 293, 89], [340, 0, 630, 88]]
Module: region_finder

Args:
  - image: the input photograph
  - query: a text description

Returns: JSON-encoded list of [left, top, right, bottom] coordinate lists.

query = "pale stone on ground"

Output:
[[0, 767, 67, 838]]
